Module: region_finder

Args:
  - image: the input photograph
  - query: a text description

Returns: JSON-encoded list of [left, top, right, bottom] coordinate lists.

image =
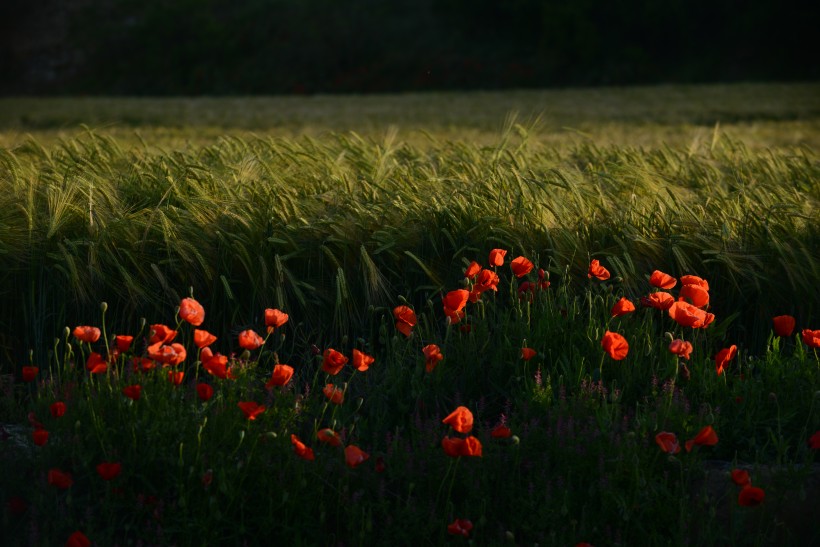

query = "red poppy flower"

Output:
[[685, 425, 718, 452], [96, 462, 122, 481], [442, 406, 474, 434], [194, 329, 217, 348], [291, 434, 315, 461], [601, 331, 629, 360], [808, 431, 820, 449], [352, 349, 375, 372], [5, 496, 27, 517], [441, 436, 483, 457], [122, 384, 142, 401], [474, 269, 500, 293], [73, 326, 101, 343], [147, 342, 187, 366], [114, 335, 134, 352], [323, 384, 344, 404], [322, 348, 349, 375], [167, 370, 185, 386], [132, 357, 155, 373], [537, 268, 550, 289], [667, 300, 711, 328], [86, 352, 108, 374], [345, 445, 370, 468], [464, 261, 481, 279], [32, 429, 49, 446], [196, 383, 214, 402], [149, 324, 177, 344], [610, 297, 636, 318], [587, 259, 610, 280], [264, 308, 289, 331], [801, 329, 820, 349], [203, 353, 230, 379], [714, 345, 737, 376], [520, 347, 536, 361], [179, 297, 205, 326], [393, 305, 417, 337], [510, 256, 534, 278], [422, 344, 444, 372], [738, 485, 765, 507], [266, 364, 295, 388], [668, 339, 693, 360], [649, 270, 676, 290], [641, 291, 675, 311], [238, 329, 264, 351], [317, 428, 342, 447], [654, 431, 681, 454], [489, 248, 507, 267], [447, 518, 473, 537], [731, 469, 751, 487], [491, 424, 512, 439], [679, 275, 709, 292], [238, 401, 265, 420], [679, 283, 710, 308], [443, 289, 469, 314], [50, 402, 67, 418], [66, 531, 91, 547], [770, 315, 795, 337], [21, 366, 38, 382], [47, 468, 73, 489]]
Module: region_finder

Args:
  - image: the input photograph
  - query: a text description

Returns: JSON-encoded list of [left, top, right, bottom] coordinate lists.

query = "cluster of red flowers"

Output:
[[655, 425, 719, 454]]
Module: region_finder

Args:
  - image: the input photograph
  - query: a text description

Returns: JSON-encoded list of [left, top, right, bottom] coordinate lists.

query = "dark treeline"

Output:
[[1, 0, 817, 95]]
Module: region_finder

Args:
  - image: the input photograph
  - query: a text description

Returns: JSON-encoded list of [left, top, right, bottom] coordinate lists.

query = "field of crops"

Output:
[[1, 84, 819, 545]]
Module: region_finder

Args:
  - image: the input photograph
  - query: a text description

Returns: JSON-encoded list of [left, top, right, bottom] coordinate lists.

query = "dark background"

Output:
[[1, 0, 818, 95]]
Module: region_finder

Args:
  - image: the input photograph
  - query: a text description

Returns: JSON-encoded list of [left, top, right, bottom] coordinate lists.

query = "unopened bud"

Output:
[[100, 302, 108, 313]]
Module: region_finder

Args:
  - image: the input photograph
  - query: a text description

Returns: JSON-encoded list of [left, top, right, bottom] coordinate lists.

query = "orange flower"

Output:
[[21, 366, 38, 382], [685, 425, 718, 452], [443, 289, 469, 316], [473, 269, 500, 293], [679, 275, 709, 292], [441, 436, 483, 457], [641, 291, 675, 311], [264, 308, 289, 331], [266, 364, 295, 388], [679, 283, 710, 308], [491, 424, 512, 439], [520, 347, 536, 361], [323, 384, 344, 404], [393, 305, 417, 337], [667, 300, 712, 328], [587, 259, 610, 280], [808, 431, 820, 449], [66, 531, 91, 547], [731, 469, 751, 487], [464, 261, 481, 279], [738, 486, 765, 507], [291, 434, 315, 461], [344, 445, 370, 468], [649, 270, 676, 290], [149, 324, 177, 344], [203, 353, 230, 379], [801, 329, 820, 349], [714, 345, 737, 376], [510, 256, 534, 278], [352, 349, 375, 372], [771, 315, 795, 337], [50, 402, 66, 418], [610, 297, 636, 318], [194, 329, 217, 348], [654, 431, 681, 454], [196, 383, 214, 402], [114, 335, 133, 352], [238, 401, 266, 420], [73, 326, 101, 343], [317, 428, 342, 447], [179, 297, 205, 326], [32, 429, 49, 447], [447, 518, 473, 537], [122, 384, 141, 401], [668, 339, 693, 360], [96, 462, 122, 481], [601, 331, 629, 360], [148, 342, 187, 366], [86, 352, 108, 374], [442, 406, 474, 434], [238, 329, 264, 351], [322, 348, 349, 375], [167, 370, 185, 386], [489, 248, 507, 267], [422, 344, 444, 372], [47, 468, 73, 489]]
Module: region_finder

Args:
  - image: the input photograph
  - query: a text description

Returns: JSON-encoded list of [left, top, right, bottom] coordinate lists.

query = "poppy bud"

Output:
[[264, 431, 277, 439], [397, 295, 408, 304], [341, 335, 348, 345], [63, 326, 71, 338], [511, 435, 520, 445], [140, 317, 146, 329], [240, 350, 250, 361], [355, 397, 364, 411], [100, 302, 108, 313], [664, 332, 674, 341]]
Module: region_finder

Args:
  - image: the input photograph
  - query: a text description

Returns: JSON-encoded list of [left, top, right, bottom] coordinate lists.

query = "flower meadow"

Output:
[[2, 249, 819, 546]]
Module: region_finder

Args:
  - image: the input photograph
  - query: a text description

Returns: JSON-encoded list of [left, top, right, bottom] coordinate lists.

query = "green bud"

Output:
[[100, 301, 108, 313]]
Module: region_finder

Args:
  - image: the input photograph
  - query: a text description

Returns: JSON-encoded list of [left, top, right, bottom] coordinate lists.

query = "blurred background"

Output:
[[2, 0, 817, 96]]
